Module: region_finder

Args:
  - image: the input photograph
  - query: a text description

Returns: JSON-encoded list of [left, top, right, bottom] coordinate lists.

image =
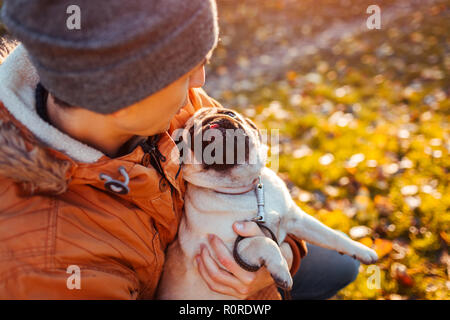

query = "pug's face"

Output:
[[174, 107, 268, 191]]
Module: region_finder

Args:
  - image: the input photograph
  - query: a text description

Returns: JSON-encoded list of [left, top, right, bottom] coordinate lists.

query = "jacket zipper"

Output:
[[140, 135, 175, 193], [141, 136, 182, 240]]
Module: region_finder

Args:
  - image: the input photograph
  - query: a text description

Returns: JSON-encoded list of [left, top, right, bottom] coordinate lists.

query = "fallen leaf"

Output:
[[373, 238, 393, 259], [391, 263, 415, 287], [359, 237, 374, 248], [440, 231, 450, 245]]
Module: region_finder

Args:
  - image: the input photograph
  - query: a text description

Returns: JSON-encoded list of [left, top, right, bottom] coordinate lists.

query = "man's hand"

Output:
[[195, 221, 293, 299]]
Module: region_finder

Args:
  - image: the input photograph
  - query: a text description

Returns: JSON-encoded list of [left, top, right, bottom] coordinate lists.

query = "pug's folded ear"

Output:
[[245, 117, 262, 142]]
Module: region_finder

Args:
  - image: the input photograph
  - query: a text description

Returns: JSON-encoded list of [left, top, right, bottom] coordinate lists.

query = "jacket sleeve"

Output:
[[1, 262, 139, 300], [284, 234, 308, 276]]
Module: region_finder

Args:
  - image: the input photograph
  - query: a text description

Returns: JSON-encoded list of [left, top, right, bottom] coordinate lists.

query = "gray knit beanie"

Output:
[[1, 0, 219, 114]]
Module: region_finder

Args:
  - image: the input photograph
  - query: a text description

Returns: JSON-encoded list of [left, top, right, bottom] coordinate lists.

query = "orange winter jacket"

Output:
[[0, 45, 306, 300]]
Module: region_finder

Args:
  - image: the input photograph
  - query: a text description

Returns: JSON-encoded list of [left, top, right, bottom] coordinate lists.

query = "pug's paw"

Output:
[[267, 263, 293, 290], [349, 243, 379, 265]]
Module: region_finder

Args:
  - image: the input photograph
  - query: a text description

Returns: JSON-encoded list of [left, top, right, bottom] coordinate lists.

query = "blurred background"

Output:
[[1, 0, 449, 299]]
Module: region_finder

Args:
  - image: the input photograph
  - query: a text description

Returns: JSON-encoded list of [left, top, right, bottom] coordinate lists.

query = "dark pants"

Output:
[[282, 243, 360, 300]]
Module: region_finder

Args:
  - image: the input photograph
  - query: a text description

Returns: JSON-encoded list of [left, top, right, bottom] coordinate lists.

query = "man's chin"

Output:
[[179, 95, 189, 112], [164, 123, 171, 132], [155, 123, 171, 134], [134, 126, 167, 137]]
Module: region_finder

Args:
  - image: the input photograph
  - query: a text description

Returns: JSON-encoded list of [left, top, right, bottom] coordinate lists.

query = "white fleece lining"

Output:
[[0, 44, 104, 163]]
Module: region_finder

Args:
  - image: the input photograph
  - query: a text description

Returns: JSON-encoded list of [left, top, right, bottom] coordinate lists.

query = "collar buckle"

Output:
[[253, 176, 265, 223]]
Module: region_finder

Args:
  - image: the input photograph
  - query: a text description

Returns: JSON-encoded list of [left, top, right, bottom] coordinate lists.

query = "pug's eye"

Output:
[[223, 111, 236, 117]]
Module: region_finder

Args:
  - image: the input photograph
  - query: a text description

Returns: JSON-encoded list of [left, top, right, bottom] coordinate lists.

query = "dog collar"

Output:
[[212, 178, 258, 195], [213, 176, 266, 223]]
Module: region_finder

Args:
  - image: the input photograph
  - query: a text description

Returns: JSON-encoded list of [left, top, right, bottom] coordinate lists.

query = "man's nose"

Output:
[[189, 66, 206, 88]]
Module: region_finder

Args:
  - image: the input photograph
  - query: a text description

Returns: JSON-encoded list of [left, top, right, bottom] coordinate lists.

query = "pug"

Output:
[[156, 107, 378, 300]]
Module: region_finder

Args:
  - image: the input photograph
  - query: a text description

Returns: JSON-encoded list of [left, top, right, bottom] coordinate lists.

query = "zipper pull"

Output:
[[140, 135, 174, 192], [150, 135, 166, 162]]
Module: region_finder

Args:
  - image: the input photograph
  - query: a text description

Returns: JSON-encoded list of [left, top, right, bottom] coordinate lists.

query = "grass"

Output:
[[209, 0, 449, 300]]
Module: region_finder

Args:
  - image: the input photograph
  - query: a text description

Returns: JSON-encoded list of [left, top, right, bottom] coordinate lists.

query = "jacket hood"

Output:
[[0, 115, 72, 195], [0, 44, 102, 195], [0, 44, 105, 163]]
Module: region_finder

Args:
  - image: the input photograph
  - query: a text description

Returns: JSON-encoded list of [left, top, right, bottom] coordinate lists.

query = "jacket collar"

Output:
[[0, 44, 104, 163]]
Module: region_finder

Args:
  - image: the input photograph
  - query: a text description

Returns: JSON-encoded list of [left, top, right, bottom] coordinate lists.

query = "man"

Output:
[[0, 0, 359, 299]]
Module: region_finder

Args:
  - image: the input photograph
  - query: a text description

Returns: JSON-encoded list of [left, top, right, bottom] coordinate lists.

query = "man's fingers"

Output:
[[233, 221, 265, 237], [200, 234, 277, 299], [199, 244, 249, 294], [208, 234, 256, 285], [196, 254, 246, 299]]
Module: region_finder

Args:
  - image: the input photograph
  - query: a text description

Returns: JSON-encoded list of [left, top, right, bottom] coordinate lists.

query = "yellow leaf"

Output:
[[286, 71, 297, 82], [359, 237, 374, 248], [440, 231, 450, 245], [373, 238, 393, 259]]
